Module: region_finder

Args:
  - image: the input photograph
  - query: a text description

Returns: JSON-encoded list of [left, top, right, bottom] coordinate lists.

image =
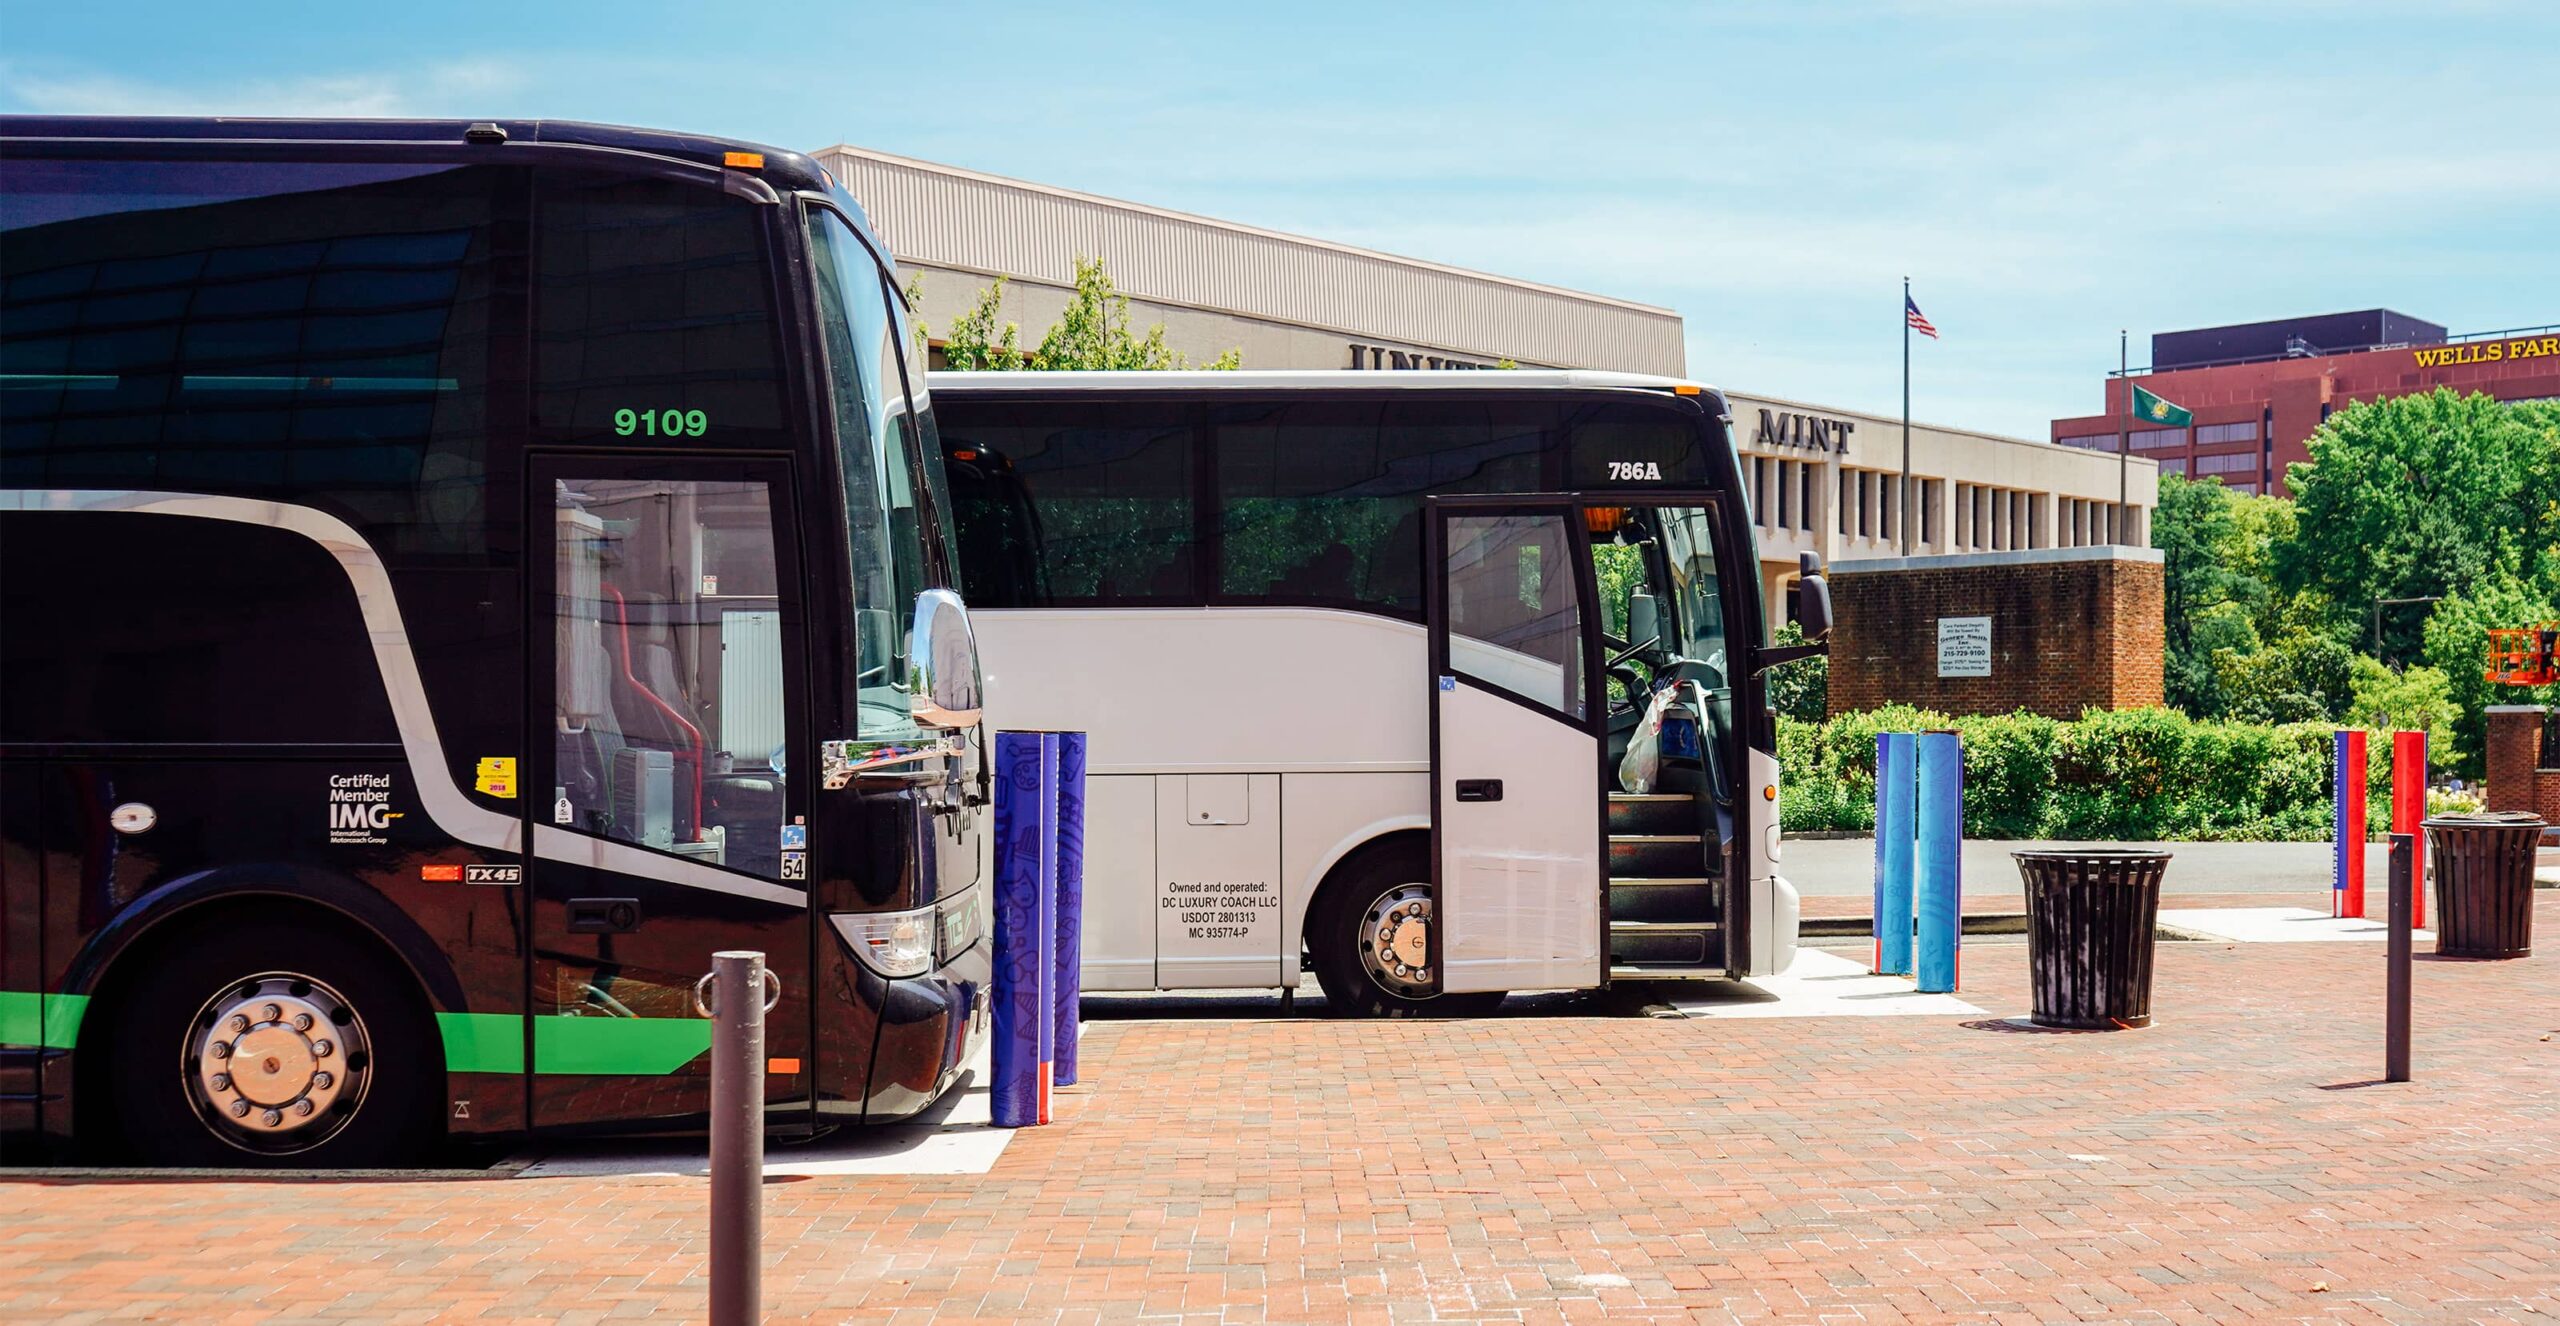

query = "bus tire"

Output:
[[101, 915, 441, 1168], [1308, 840, 1506, 1019]]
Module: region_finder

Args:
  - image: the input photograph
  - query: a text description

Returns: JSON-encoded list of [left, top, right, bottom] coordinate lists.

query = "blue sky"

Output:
[[5, 1, 2554, 437]]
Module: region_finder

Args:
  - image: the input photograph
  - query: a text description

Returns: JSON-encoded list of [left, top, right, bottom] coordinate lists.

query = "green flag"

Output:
[[2129, 383, 2193, 428]]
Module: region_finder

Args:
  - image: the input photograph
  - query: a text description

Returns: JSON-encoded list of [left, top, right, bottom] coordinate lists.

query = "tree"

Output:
[[2277, 388, 2560, 664], [1764, 620, 1828, 722], [2346, 655, 2458, 761], [930, 258, 1241, 372], [2210, 626, 2355, 723], [2421, 574, 2560, 776], [2151, 475, 2263, 714]]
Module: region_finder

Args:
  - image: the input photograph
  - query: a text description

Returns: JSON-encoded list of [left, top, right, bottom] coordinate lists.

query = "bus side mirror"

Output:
[[1796, 575, 1833, 642], [1628, 591, 1660, 649], [1795, 550, 1832, 642], [908, 588, 984, 730]]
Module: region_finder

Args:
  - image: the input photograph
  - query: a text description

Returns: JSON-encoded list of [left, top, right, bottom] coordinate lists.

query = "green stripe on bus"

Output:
[[533, 1015, 713, 1075], [436, 1012, 526, 1074], [0, 991, 89, 1049], [435, 1012, 714, 1076]]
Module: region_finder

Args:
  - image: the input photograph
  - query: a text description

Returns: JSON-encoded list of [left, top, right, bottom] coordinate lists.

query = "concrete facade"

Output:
[[813, 144, 1688, 375], [813, 141, 2160, 637], [1732, 392, 2157, 633], [1825, 547, 2166, 718]]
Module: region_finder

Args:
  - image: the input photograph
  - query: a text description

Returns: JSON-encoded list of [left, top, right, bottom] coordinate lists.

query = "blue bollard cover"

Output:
[[1914, 731, 1963, 993], [1052, 731, 1087, 1088], [990, 731, 1058, 1127], [1873, 732, 1918, 976]]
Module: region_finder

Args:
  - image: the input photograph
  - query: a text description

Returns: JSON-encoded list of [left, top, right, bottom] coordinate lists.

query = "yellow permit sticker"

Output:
[[475, 756, 518, 798]]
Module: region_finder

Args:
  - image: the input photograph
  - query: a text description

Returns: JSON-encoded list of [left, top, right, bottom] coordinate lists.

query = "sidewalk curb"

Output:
[[1803, 911, 2026, 937]]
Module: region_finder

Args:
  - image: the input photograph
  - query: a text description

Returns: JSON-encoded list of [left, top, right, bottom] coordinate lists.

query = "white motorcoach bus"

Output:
[[932, 372, 1827, 1015]]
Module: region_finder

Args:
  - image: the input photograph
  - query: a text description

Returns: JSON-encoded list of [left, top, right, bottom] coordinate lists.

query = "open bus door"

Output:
[[1424, 497, 1607, 994]]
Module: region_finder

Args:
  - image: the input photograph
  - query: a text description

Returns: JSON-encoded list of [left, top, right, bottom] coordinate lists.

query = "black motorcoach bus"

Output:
[[0, 118, 990, 1166]]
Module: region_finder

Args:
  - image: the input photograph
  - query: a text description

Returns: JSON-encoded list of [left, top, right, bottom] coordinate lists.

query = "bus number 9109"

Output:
[[614, 408, 709, 438]]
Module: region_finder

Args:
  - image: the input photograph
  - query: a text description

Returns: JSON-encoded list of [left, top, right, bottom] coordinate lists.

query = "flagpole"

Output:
[[1900, 277, 1912, 557], [2117, 329, 2129, 545]]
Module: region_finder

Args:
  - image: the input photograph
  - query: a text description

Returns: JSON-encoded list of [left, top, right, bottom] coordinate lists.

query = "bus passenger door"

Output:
[[1425, 499, 1605, 994], [528, 457, 814, 1134]]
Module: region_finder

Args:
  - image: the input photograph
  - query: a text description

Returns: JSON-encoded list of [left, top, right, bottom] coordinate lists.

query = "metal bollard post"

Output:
[[700, 950, 775, 1326], [2385, 835, 2413, 1083]]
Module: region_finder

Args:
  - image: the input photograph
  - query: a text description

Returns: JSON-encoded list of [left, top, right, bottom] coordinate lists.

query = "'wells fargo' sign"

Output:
[[2413, 334, 2560, 369]]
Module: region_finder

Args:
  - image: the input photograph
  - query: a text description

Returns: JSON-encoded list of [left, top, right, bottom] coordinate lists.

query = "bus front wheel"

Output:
[[1308, 842, 1506, 1018], [101, 916, 441, 1168]]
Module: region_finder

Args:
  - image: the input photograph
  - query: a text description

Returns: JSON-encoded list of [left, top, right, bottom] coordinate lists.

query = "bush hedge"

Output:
[[1779, 706, 2473, 841]]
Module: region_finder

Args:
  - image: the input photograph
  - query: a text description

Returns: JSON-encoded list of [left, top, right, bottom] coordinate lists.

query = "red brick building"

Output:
[[2050, 310, 2560, 497]]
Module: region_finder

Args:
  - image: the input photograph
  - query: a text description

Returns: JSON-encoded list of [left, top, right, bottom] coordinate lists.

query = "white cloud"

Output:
[[0, 59, 526, 118]]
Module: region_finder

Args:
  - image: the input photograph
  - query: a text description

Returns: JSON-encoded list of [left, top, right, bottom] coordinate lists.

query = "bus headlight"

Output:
[[832, 906, 934, 978], [831, 889, 986, 978]]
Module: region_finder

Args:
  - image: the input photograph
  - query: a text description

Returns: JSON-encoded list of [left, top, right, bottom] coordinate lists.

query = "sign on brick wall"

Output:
[[1937, 616, 1992, 677]]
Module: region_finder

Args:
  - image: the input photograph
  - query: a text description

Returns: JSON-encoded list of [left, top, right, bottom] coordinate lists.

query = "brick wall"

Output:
[[2484, 706, 2543, 814], [1825, 547, 2165, 718]]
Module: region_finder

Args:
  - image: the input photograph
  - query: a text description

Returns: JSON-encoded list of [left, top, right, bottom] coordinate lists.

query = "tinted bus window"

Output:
[[534, 172, 787, 448], [2, 511, 396, 744], [1211, 399, 1548, 617], [1564, 402, 1715, 488], [937, 401, 1193, 607], [0, 157, 506, 554]]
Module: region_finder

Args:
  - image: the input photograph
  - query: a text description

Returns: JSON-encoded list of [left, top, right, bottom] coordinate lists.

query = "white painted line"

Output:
[[1670, 947, 1986, 1018], [2158, 906, 2434, 944], [513, 1047, 1019, 1179]]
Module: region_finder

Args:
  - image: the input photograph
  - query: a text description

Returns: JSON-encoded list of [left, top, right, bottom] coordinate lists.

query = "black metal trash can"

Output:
[[2013, 850, 2172, 1030], [2421, 811, 2541, 959]]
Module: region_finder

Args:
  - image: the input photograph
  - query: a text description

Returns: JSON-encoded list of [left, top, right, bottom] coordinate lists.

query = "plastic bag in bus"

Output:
[[1618, 685, 1676, 794]]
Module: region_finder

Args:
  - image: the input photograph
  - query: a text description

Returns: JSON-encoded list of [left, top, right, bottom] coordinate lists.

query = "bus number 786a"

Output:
[[1607, 460, 1663, 481]]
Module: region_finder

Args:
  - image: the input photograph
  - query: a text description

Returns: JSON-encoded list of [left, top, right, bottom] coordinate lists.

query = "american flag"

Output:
[[1905, 295, 1939, 339]]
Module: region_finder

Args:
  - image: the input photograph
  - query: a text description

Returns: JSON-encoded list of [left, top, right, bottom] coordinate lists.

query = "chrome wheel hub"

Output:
[[1357, 883, 1435, 998], [185, 973, 369, 1154]]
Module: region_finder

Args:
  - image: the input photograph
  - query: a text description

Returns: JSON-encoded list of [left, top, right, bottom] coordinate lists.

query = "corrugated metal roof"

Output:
[[814, 144, 1687, 375]]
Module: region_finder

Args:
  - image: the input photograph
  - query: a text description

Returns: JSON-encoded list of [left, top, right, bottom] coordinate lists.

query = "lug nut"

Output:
[[293, 1100, 314, 1118], [261, 1109, 282, 1127], [312, 1071, 333, 1090], [293, 1013, 313, 1031], [210, 1072, 231, 1091], [261, 1003, 281, 1023], [229, 1100, 250, 1118], [313, 1040, 334, 1058], [209, 1041, 232, 1060], [228, 1015, 249, 1033]]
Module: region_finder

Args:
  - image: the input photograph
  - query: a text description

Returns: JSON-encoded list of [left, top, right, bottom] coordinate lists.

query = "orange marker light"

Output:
[[767, 1058, 802, 1075], [723, 151, 765, 170], [1673, 383, 1703, 395], [1762, 785, 1777, 801]]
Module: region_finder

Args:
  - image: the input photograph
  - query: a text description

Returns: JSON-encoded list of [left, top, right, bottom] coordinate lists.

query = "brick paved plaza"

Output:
[[6, 895, 2554, 1324]]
